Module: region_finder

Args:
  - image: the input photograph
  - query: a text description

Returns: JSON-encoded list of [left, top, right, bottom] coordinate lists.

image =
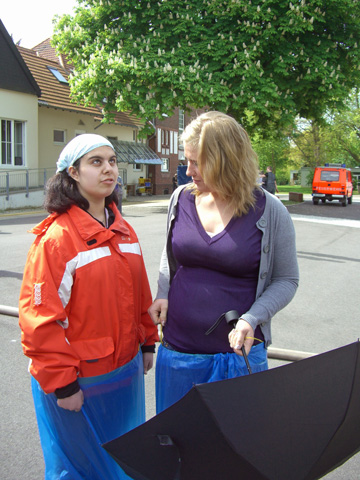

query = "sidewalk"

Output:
[[0, 194, 173, 217], [125, 194, 171, 205], [1, 192, 358, 217]]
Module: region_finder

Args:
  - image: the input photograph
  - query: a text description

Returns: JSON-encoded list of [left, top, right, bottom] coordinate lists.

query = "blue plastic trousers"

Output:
[[156, 343, 268, 414], [31, 351, 145, 480]]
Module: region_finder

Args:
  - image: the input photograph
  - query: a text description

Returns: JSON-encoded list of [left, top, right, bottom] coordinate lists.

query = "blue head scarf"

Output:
[[56, 134, 115, 173]]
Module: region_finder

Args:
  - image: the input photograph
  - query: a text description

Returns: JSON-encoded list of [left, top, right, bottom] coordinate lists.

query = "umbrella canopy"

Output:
[[103, 341, 360, 480]]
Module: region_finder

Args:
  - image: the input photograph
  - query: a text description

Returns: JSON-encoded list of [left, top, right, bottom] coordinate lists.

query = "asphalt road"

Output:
[[286, 198, 360, 220], [1, 197, 359, 479]]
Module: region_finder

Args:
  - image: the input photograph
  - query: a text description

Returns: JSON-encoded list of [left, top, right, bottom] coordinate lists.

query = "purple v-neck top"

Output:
[[164, 188, 266, 354]]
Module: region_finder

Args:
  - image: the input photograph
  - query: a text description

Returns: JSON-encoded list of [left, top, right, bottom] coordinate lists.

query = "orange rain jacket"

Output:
[[19, 204, 158, 394]]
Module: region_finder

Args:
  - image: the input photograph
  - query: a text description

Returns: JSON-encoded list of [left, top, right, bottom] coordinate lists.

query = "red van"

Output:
[[312, 165, 353, 207]]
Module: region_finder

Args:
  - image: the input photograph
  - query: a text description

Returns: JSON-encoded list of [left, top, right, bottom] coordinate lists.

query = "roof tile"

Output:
[[18, 45, 144, 128]]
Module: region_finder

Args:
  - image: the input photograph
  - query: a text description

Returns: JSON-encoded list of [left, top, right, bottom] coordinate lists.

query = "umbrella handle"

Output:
[[224, 310, 253, 375], [241, 346, 253, 375], [205, 309, 253, 374]]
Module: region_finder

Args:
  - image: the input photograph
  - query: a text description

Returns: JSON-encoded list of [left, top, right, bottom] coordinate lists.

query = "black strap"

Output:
[[205, 313, 225, 335], [205, 310, 239, 335]]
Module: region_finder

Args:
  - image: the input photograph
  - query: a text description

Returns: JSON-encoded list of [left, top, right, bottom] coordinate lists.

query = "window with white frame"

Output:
[[75, 130, 86, 137], [133, 163, 142, 171], [179, 109, 184, 135], [178, 109, 184, 156], [178, 149, 185, 161], [161, 129, 170, 147], [1, 119, 25, 166], [161, 158, 169, 172], [54, 130, 66, 144]]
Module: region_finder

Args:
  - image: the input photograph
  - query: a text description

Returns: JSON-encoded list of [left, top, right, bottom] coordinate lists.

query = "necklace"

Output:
[[88, 208, 108, 227]]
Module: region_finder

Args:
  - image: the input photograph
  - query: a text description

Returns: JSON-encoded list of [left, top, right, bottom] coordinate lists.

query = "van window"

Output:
[[320, 171, 339, 182]]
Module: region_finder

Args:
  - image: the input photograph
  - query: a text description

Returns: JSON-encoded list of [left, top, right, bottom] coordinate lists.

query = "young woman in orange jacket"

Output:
[[19, 134, 158, 480]]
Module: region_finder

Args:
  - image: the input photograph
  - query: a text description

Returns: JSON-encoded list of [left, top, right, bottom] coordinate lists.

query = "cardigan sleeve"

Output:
[[155, 244, 171, 300], [139, 252, 160, 346], [241, 196, 299, 338], [155, 185, 186, 300]]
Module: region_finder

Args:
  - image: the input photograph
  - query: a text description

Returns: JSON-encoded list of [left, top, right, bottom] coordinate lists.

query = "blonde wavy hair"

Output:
[[181, 111, 260, 216]]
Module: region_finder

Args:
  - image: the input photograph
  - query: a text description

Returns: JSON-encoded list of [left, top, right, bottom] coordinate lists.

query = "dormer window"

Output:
[[47, 66, 68, 84]]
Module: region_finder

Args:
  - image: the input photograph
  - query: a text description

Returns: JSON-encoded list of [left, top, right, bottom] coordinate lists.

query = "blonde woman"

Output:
[[148, 111, 299, 413]]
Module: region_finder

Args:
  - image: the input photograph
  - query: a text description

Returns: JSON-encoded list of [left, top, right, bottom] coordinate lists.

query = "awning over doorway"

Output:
[[134, 158, 162, 164], [110, 140, 162, 165]]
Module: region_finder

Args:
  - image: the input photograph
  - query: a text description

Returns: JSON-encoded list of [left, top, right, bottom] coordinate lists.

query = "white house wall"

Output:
[[126, 163, 145, 186], [0, 89, 39, 170], [0, 102, 149, 209], [37, 107, 136, 170]]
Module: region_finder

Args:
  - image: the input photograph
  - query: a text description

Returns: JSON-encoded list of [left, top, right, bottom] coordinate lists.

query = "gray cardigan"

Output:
[[155, 185, 299, 347]]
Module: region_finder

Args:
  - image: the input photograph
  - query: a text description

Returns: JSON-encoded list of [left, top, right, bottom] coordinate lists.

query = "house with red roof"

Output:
[[0, 20, 162, 209]]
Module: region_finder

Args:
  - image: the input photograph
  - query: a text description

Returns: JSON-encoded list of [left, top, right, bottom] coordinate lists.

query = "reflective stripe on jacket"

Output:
[[19, 203, 158, 394]]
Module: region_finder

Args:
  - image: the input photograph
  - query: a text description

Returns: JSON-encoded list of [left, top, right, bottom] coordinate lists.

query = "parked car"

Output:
[[312, 165, 353, 207]]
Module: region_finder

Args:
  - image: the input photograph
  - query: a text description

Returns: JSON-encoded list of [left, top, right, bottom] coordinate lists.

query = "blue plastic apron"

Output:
[[31, 350, 145, 480], [156, 343, 268, 414]]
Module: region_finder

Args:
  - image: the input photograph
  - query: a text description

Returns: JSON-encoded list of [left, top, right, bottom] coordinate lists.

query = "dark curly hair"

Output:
[[43, 159, 118, 214]]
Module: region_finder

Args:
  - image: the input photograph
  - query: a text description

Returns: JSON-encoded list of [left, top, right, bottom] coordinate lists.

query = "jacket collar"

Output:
[[31, 203, 130, 244]]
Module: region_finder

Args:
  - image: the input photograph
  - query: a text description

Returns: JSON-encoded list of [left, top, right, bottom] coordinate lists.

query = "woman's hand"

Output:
[[228, 319, 254, 356], [143, 352, 154, 374], [57, 389, 84, 412], [148, 299, 168, 327]]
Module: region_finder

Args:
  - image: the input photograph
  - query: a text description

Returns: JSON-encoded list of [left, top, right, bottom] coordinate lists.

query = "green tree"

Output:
[[53, 0, 360, 134], [326, 89, 360, 165], [289, 119, 325, 168], [289, 90, 360, 168], [252, 130, 291, 172]]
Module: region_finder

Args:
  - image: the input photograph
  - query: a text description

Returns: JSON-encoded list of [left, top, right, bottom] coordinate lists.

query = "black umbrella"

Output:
[[103, 341, 360, 480]]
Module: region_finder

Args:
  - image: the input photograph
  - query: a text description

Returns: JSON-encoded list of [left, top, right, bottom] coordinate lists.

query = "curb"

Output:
[[0, 196, 172, 217]]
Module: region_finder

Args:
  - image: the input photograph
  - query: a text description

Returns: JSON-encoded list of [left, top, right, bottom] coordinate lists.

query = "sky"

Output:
[[1, 0, 77, 48]]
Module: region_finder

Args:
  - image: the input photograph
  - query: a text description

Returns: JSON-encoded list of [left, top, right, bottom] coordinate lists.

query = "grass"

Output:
[[277, 185, 359, 195], [277, 185, 312, 194]]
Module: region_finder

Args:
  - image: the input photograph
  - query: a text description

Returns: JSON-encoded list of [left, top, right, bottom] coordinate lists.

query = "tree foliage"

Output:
[[288, 89, 360, 168], [53, 0, 360, 134], [252, 130, 291, 172], [289, 119, 325, 168], [326, 89, 360, 165]]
